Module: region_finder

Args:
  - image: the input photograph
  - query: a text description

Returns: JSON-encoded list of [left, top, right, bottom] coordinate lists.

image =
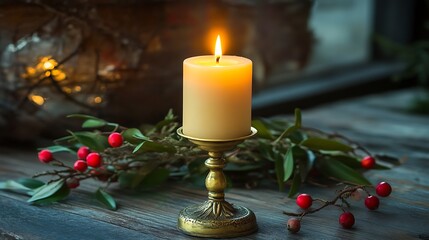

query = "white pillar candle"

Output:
[[183, 36, 252, 139]]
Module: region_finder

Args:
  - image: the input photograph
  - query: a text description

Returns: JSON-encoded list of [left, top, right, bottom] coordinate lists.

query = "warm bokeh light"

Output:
[[62, 87, 72, 94], [29, 94, 45, 106], [93, 96, 103, 104], [42, 59, 57, 71], [52, 69, 66, 81], [215, 35, 222, 63], [26, 67, 36, 76]]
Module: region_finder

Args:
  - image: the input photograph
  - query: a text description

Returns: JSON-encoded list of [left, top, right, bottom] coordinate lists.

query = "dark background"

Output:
[[0, 0, 427, 143]]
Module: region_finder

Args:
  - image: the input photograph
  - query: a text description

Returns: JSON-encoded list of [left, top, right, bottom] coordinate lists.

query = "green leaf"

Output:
[[53, 135, 75, 144], [274, 153, 284, 191], [133, 141, 145, 153], [82, 119, 107, 128], [31, 184, 70, 205], [252, 119, 273, 139], [261, 118, 291, 132], [17, 178, 45, 189], [324, 154, 361, 169], [133, 141, 175, 153], [137, 168, 170, 190], [283, 148, 294, 182], [318, 158, 372, 185], [123, 128, 148, 144], [373, 163, 390, 170], [69, 131, 108, 152], [288, 172, 301, 198], [120, 161, 161, 189], [0, 180, 31, 192], [95, 188, 117, 210], [292, 147, 314, 181], [39, 145, 75, 154], [257, 140, 276, 162], [155, 109, 177, 130], [300, 137, 353, 152], [288, 131, 306, 144], [28, 180, 65, 203], [294, 108, 302, 128], [273, 125, 297, 143]]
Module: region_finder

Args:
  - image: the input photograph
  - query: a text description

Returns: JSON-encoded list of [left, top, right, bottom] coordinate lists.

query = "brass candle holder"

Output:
[[176, 127, 258, 238]]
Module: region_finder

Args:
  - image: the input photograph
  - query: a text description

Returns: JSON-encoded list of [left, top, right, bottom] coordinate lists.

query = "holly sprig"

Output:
[[0, 109, 399, 210], [284, 181, 393, 233]]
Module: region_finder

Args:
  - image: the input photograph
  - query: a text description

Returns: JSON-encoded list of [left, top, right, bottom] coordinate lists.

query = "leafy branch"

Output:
[[0, 109, 397, 210]]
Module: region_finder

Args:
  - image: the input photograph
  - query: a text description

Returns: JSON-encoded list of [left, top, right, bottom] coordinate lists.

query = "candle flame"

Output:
[[215, 35, 222, 63]]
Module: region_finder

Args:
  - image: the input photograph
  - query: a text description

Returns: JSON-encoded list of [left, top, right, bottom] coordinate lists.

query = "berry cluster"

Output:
[[37, 132, 124, 189], [285, 181, 393, 233]]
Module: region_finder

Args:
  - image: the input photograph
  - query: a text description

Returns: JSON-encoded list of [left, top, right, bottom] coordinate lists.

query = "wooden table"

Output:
[[1, 88, 428, 240]]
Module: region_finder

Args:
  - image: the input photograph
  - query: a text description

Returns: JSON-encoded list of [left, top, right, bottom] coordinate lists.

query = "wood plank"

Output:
[[0, 88, 428, 239]]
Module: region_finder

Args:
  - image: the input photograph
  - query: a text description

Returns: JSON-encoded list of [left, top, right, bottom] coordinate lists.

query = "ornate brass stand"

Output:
[[176, 127, 258, 238]]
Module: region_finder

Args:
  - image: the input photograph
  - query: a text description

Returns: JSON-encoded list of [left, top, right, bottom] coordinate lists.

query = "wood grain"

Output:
[[1, 88, 428, 240]]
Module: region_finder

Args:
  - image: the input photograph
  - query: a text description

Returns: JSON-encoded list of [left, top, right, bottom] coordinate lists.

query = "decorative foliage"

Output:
[[0, 109, 397, 210]]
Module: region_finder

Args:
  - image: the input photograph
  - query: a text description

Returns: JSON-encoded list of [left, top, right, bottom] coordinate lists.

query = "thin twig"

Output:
[[33, 169, 72, 178], [302, 127, 373, 156], [283, 185, 371, 219]]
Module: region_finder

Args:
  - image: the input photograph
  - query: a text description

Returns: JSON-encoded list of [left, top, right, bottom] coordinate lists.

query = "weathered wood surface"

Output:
[[1, 88, 428, 240]]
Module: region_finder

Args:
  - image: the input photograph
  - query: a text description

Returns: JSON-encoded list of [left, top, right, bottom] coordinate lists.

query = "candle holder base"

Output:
[[178, 200, 257, 238], [176, 127, 258, 238]]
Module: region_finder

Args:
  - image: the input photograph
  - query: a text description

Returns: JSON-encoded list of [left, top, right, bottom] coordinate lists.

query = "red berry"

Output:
[[73, 160, 88, 172], [38, 150, 53, 163], [376, 182, 392, 197], [108, 132, 123, 148], [66, 178, 80, 189], [287, 218, 301, 233], [361, 156, 375, 169], [365, 195, 380, 210], [86, 153, 102, 168], [296, 193, 313, 209], [339, 212, 355, 229], [77, 146, 90, 160]]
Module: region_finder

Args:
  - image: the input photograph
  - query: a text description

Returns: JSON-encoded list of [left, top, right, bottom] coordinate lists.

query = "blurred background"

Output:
[[0, 0, 427, 143]]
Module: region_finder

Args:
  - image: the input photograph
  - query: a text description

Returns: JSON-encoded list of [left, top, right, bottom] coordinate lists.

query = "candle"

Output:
[[183, 35, 252, 139]]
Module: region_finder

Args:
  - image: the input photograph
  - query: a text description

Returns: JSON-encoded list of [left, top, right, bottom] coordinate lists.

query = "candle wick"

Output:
[[216, 56, 220, 64]]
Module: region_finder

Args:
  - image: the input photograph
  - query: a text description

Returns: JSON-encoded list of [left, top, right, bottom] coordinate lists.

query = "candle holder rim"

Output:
[[176, 127, 257, 142]]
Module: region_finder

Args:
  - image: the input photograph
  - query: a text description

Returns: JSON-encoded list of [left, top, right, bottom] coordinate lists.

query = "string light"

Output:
[[20, 56, 111, 110], [93, 96, 103, 104], [29, 94, 45, 106]]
